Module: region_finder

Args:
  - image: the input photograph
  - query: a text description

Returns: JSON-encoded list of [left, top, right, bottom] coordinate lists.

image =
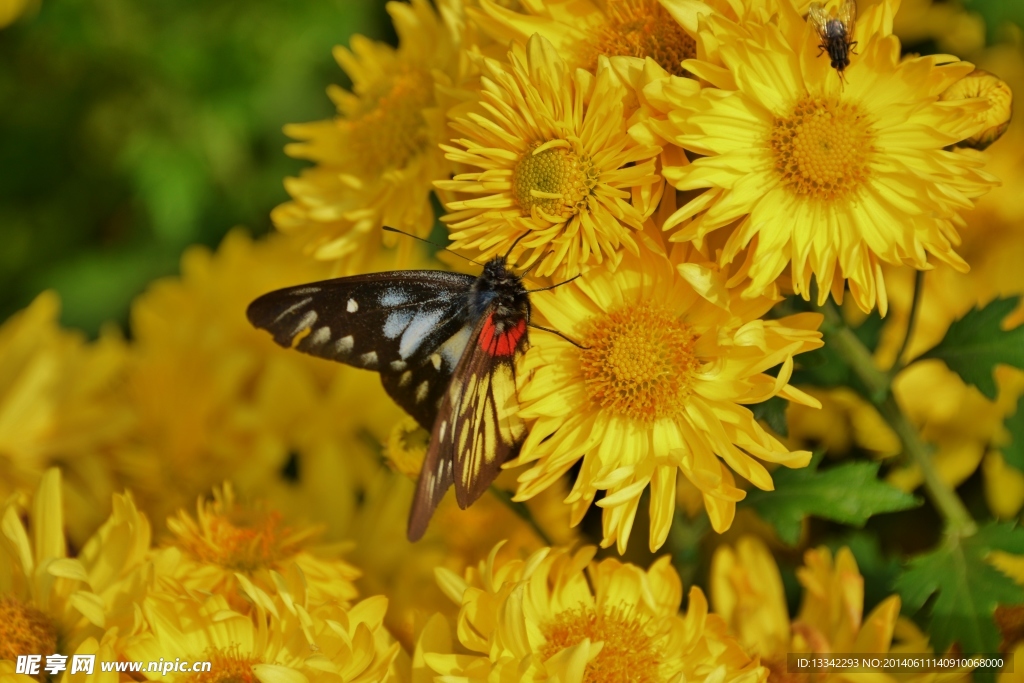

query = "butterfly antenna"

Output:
[[382, 226, 484, 267], [502, 231, 531, 262], [527, 322, 589, 350], [526, 274, 581, 293]]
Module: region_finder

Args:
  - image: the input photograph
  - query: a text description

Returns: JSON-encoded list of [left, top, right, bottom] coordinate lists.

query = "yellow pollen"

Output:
[[542, 606, 660, 683], [579, 0, 696, 77], [511, 141, 598, 220], [579, 303, 699, 423], [0, 597, 58, 677], [348, 65, 433, 175], [182, 508, 291, 572], [769, 97, 874, 201], [188, 647, 259, 683]]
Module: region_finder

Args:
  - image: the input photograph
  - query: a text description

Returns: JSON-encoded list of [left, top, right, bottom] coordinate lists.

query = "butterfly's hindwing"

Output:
[[246, 270, 477, 429], [407, 307, 528, 540]]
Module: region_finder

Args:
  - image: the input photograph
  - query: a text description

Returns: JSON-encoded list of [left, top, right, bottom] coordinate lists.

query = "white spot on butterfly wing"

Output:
[[399, 308, 446, 359], [390, 360, 407, 371], [360, 351, 378, 367], [335, 336, 354, 354], [292, 310, 318, 338], [438, 420, 447, 443], [289, 286, 322, 295], [383, 310, 414, 339], [308, 326, 332, 345], [399, 370, 413, 386], [380, 289, 408, 306], [430, 353, 442, 370], [347, 299, 359, 313], [438, 324, 473, 369], [416, 381, 430, 403], [273, 297, 312, 324]]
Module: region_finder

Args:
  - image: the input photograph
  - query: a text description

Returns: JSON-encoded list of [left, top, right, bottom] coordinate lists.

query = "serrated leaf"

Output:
[[1002, 395, 1024, 472], [920, 297, 1024, 400], [751, 396, 789, 437], [741, 459, 921, 545], [896, 522, 1024, 677]]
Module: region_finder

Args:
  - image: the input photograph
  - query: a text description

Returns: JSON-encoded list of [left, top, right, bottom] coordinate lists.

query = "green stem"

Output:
[[816, 299, 976, 536], [490, 486, 555, 546], [890, 270, 925, 377]]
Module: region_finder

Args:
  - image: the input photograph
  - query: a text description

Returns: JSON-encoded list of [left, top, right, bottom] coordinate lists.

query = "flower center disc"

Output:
[[769, 97, 874, 201], [348, 65, 433, 175], [511, 142, 598, 220], [186, 510, 289, 572], [582, 0, 696, 77], [0, 596, 58, 675], [579, 303, 698, 423], [543, 606, 660, 683], [188, 648, 259, 683]]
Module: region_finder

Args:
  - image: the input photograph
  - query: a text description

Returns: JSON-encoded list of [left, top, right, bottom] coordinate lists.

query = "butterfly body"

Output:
[[246, 256, 530, 540]]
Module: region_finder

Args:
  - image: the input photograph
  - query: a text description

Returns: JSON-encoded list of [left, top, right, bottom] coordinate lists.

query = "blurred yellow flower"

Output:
[[0, 291, 131, 545], [712, 536, 911, 679], [512, 245, 822, 552], [273, 0, 462, 273], [941, 69, 1013, 151], [421, 543, 767, 683], [344, 459, 576, 650], [0, 0, 35, 27], [656, 0, 997, 314], [0, 469, 106, 661], [469, 0, 700, 76], [153, 482, 360, 612], [120, 230, 338, 531], [124, 589, 401, 683], [436, 35, 661, 278]]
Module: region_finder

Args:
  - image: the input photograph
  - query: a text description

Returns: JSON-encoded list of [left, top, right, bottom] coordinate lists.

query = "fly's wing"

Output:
[[247, 270, 477, 430], [839, 0, 856, 39], [406, 309, 529, 541], [807, 2, 831, 38]]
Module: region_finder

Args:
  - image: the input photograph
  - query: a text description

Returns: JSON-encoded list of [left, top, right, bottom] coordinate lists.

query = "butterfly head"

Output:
[[470, 257, 530, 324]]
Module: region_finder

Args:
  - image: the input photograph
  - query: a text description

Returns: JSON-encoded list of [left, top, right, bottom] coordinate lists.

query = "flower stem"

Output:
[[816, 298, 976, 536], [890, 270, 925, 377], [490, 486, 555, 546]]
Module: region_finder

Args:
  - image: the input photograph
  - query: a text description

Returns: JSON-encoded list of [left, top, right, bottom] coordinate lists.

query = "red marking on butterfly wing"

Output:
[[478, 315, 527, 357]]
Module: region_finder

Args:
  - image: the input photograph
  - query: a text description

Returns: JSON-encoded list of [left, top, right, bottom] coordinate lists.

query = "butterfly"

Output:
[[247, 248, 533, 541]]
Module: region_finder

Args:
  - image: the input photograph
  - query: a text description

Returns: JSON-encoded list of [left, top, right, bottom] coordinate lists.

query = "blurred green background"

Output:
[[0, 0, 391, 334], [0, 0, 1020, 335]]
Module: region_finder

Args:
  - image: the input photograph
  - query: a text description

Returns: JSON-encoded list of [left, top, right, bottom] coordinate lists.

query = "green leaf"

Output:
[[896, 523, 1024, 673], [751, 396, 789, 437], [741, 458, 920, 545], [920, 297, 1024, 400], [1002, 395, 1024, 472]]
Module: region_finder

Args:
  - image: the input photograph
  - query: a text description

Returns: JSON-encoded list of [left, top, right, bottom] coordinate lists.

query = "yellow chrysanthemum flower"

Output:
[[153, 482, 360, 611], [511, 245, 823, 552], [120, 230, 343, 530], [124, 588, 400, 683], [656, 0, 998, 314], [0, 469, 106, 662], [436, 35, 662, 278], [273, 0, 461, 272], [420, 543, 767, 683], [0, 291, 131, 545], [711, 536, 927, 679], [469, 0, 703, 77], [342, 440, 576, 649]]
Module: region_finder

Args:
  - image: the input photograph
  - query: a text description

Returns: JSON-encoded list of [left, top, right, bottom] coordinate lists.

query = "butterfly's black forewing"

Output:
[[407, 304, 528, 541], [246, 270, 477, 430]]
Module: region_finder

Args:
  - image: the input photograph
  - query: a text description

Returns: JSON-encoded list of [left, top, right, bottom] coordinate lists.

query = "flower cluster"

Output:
[[2, 0, 1021, 678]]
